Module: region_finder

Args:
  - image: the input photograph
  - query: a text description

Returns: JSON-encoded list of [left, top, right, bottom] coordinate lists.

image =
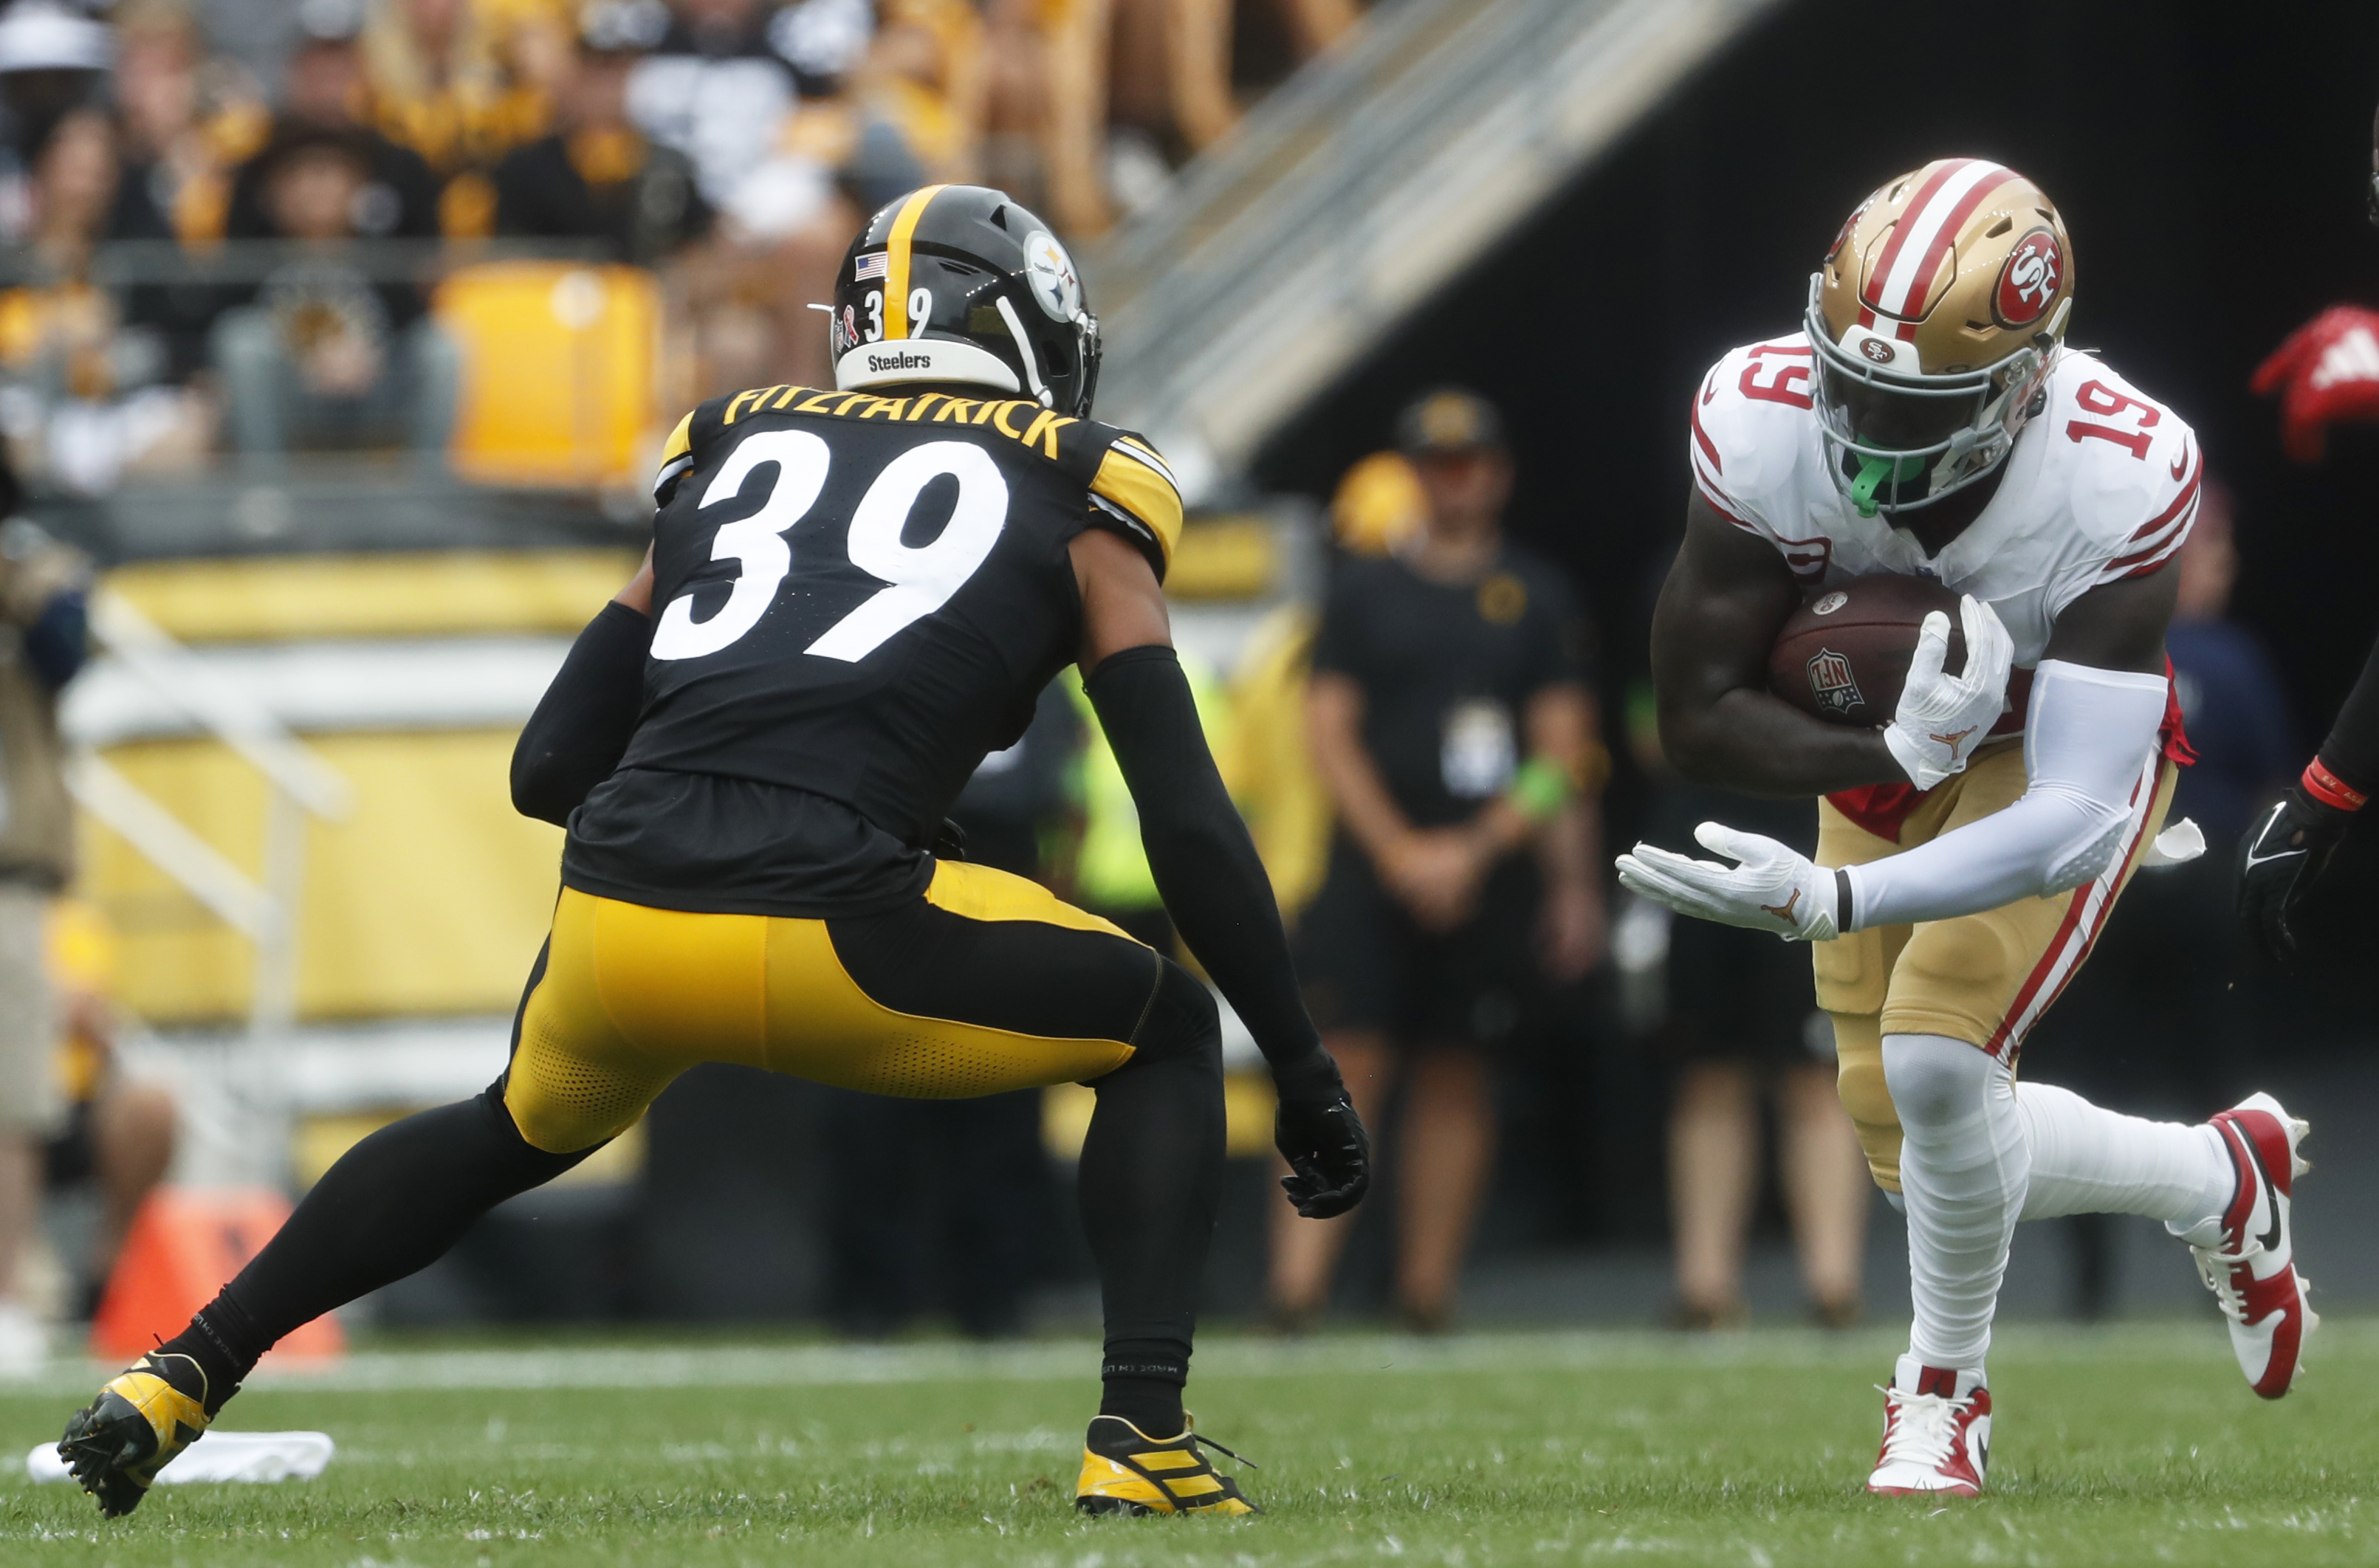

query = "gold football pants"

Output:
[[504, 862, 1164, 1154], [1810, 742, 2178, 1192]]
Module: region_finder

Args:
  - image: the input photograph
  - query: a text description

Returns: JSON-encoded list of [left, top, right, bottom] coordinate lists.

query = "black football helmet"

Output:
[[829, 184, 1102, 417]]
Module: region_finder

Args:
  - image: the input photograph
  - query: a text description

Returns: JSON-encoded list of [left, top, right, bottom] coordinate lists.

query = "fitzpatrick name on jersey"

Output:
[[1689, 333, 2200, 678]]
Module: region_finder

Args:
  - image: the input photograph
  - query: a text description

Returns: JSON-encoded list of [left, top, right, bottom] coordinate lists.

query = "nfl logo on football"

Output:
[[1806, 648, 1863, 716]]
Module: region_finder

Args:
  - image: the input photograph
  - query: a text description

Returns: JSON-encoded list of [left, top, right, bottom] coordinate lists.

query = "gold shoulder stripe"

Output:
[[1091, 442, 1184, 574], [884, 184, 950, 342], [653, 410, 696, 501], [1110, 436, 1178, 490], [659, 410, 693, 466]]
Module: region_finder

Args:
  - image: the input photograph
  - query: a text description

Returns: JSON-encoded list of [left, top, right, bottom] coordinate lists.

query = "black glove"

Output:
[[1271, 1055, 1370, 1220], [930, 818, 969, 862], [2238, 783, 2358, 962]]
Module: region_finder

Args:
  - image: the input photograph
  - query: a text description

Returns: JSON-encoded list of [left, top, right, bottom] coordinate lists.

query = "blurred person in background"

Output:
[[2236, 109, 2379, 966], [360, 0, 566, 237], [1624, 659, 1869, 1330], [818, 681, 1079, 1340], [1069, 650, 1227, 949], [853, 0, 983, 182], [1218, 449, 1424, 921], [626, 0, 797, 220], [633, 0, 930, 393], [0, 0, 110, 247], [492, 0, 710, 264], [0, 473, 91, 1371], [1269, 389, 1604, 1333], [225, 0, 439, 246], [2030, 480, 2293, 1316], [108, 0, 272, 382], [111, 0, 268, 249], [210, 123, 460, 461], [0, 106, 214, 494], [976, 0, 1107, 238], [44, 901, 176, 1322], [1102, 0, 1357, 214]]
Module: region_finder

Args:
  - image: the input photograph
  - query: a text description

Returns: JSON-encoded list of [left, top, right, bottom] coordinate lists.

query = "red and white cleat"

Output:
[[1867, 1356, 1990, 1498], [2191, 1092, 2316, 1399]]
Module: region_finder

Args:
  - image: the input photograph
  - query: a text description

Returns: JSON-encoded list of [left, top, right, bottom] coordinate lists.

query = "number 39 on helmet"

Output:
[[1808, 159, 2075, 517], [829, 184, 1102, 419]]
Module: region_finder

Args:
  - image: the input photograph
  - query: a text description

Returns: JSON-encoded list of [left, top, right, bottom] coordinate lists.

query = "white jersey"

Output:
[[1688, 333, 2200, 672]]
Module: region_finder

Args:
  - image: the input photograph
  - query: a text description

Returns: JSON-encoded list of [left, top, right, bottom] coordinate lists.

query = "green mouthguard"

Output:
[[1849, 455, 1925, 517]]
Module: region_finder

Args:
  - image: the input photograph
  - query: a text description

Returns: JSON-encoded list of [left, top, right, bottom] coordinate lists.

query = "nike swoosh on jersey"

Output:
[[2242, 847, 2307, 872]]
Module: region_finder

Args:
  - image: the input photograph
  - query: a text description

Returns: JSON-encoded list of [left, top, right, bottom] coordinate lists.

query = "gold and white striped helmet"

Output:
[[1807, 159, 2074, 516]]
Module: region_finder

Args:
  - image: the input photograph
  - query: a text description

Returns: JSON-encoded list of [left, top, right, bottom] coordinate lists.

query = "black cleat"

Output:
[[58, 1352, 219, 1518]]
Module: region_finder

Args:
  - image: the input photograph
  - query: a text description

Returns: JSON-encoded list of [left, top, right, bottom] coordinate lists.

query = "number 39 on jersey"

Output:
[[616, 383, 1184, 819]]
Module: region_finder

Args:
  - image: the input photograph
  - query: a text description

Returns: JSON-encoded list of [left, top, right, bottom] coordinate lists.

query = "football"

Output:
[[1768, 574, 1965, 727]]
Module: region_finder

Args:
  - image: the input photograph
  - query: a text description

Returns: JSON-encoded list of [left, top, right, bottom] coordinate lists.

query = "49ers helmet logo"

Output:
[[1993, 229, 2064, 326]]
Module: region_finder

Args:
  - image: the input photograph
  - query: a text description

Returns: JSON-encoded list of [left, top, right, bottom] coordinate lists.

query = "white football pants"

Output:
[[1881, 1033, 2234, 1372]]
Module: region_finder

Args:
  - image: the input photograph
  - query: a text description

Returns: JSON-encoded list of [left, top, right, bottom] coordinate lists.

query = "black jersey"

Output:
[[1310, 545, 1591, 830], [563, 383, 1183, 915]]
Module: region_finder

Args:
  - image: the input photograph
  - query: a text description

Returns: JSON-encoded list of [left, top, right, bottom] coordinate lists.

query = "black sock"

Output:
[[1079, 961, 1223, 1437], [156, 1293, 268, 1417], [159, 1081, 592, 1416], [1099, 1341, 1190, 1435]]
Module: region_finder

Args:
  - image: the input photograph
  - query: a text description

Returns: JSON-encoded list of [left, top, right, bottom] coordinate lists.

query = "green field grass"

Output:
[[0, 1321, 2372, 1566]]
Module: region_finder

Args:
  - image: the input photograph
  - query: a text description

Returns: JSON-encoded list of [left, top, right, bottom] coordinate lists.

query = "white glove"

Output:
[[1615, 822, 1841, 943], [1882, 595, 2014, 790]]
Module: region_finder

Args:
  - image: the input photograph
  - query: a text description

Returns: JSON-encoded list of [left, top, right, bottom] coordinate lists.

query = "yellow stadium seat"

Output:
[[436, 261, 662, 489]]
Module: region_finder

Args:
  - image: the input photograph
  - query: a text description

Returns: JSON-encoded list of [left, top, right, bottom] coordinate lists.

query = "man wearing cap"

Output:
[[1270, 387, 1607, 1332], [224, 0, 439, 245], [492, 1, 710, 265]]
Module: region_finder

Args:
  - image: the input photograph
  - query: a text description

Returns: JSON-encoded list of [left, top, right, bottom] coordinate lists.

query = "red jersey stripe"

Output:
[[1689, 385, 1723, 471], [2124, 450, 2202, 542]]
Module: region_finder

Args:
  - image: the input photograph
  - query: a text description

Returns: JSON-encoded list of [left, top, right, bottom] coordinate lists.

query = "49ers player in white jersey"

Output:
[[1618, 159, 2316, 1496]]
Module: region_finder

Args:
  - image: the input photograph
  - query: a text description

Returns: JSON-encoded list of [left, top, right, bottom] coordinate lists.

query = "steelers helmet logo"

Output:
[[1022, 230, 1082, 321]]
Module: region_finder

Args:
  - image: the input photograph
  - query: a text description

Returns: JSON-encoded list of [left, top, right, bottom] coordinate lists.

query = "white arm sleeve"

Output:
[[1841, 659, 2167, 931]]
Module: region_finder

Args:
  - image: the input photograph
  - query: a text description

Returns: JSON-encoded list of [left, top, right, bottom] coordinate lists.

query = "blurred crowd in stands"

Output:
[[0, 0, 1367, 496]]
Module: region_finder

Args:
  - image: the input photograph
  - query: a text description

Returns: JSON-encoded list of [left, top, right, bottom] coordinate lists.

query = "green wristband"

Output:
[[1506, 757, 1575, 822]]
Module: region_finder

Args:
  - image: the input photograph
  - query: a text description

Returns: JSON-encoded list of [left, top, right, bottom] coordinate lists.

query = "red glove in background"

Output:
[[2251, 304, 2379, 463]]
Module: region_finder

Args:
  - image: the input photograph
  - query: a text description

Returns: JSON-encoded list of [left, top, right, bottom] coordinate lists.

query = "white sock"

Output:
[[2013, 1082, 2234, 1237], [1883, 1034, 2025, 1374]]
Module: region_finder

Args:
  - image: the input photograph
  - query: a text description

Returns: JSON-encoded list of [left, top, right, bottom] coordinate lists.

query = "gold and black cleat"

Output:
[[58, 1352, 218, 1518], [1074, 1414, 1260, 1516]]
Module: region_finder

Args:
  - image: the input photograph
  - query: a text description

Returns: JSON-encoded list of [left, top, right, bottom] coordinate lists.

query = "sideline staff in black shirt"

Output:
[[1272, 388, 1607, 1333]]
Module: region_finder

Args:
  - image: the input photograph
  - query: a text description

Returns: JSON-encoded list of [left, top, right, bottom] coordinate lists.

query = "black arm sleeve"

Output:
[[1083, 644, 1333, 1090], [2317, 632, 2379, 796], [510, 602, 653, 827]]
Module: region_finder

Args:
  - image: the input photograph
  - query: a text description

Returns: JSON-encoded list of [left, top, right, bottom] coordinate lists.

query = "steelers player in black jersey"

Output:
[[56, 185, 1370, 1521]]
